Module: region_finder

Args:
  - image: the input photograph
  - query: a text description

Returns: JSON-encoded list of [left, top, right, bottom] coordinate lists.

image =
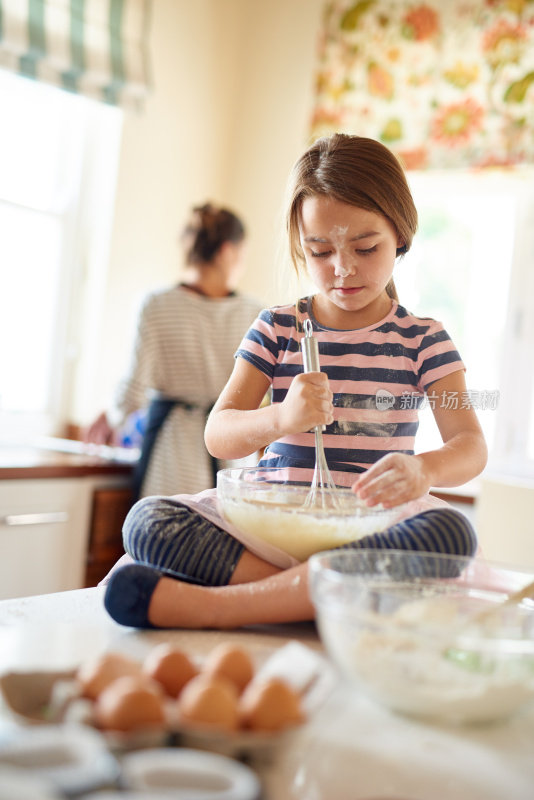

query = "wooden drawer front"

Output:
[[86, 488, 133, 586]]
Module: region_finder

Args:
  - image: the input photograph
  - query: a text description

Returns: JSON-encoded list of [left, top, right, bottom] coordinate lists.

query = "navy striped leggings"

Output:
[[122, 496, 478, 586]]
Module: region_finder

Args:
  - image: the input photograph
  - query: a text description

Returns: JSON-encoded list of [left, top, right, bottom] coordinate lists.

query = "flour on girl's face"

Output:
[[328, 226, 356, 277], [299, 196, 400, 324], [330, 225, 349, 242]]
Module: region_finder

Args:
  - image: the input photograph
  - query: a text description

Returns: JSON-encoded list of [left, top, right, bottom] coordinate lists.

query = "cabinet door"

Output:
[[0, 479, 92, 600], [85, 487, 133, 586]]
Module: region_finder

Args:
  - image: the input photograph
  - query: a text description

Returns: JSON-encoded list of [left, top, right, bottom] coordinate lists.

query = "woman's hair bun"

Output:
[[181, 202, 245, 265]]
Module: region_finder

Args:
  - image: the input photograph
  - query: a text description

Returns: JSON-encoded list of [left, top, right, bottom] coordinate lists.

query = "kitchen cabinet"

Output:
[[0, 479, 93, 600], [0, 476, 132, 600], [0, 444, 134, 600], [85, 486, 134, 586]]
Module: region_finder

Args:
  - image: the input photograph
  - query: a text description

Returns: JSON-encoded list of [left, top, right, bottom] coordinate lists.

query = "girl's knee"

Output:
[[122, 497, 244, 585], [420, 507, 478, 557], [123, 496, 162, 538], [122, 496, 189, 556]]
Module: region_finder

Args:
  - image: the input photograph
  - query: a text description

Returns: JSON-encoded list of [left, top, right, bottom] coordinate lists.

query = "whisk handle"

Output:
[[301, 319, 326, 432], [301, 318, 321, 373]]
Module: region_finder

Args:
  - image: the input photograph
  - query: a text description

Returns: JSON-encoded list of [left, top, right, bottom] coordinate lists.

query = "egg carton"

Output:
[[0, 641, 335, 760]]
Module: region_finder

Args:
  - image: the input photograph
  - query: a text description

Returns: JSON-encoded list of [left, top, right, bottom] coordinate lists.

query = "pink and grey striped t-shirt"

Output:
[[235, 297, 465, 488]]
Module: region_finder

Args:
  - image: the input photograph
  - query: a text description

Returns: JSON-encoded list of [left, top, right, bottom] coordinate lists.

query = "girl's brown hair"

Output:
[[181, 203, 245, 265], [285, 134, 418, 301]]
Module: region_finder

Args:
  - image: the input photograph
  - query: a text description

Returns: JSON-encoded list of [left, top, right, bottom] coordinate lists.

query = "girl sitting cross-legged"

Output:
[[104, 133, 487, 630]]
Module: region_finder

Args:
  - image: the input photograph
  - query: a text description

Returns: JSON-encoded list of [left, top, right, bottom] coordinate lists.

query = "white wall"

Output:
[[83, 0, 323, 420], [475, 477, 534, 569], [221, 0, 324, 304]]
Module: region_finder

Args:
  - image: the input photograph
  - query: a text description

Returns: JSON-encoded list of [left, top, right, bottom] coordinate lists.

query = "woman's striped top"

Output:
[[112, 285, 263, 497], [235, 297, 464, 487]]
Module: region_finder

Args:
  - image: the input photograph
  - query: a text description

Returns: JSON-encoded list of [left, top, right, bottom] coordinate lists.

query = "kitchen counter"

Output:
[[0, 439, 136, 480], [0, 587, 533, 800]]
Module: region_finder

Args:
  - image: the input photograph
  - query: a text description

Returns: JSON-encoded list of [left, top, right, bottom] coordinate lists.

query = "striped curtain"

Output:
[[0, 0, 151, 110], [310, 0, 534, 169]]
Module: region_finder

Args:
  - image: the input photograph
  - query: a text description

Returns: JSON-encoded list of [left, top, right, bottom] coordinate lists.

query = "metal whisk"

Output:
[[301, 319, 341, 510]]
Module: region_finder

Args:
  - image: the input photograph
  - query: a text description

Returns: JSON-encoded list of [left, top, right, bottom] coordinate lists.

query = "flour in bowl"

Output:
[[320, 597, 534, 725]]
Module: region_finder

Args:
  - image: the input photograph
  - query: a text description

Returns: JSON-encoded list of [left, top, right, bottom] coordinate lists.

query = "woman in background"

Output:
[[84, 203, 263, 499]]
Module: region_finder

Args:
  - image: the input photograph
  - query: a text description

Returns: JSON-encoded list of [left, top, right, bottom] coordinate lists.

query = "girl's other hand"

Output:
[[277, 372, 334, 435], [352, 453, 430, 507]]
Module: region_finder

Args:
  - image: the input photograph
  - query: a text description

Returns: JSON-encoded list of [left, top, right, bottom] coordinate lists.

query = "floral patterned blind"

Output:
[[310, 0, 534, 168]]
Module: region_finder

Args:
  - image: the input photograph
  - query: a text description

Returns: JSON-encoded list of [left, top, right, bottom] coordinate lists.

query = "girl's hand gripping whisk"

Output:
[[301, 319, 341, 509]]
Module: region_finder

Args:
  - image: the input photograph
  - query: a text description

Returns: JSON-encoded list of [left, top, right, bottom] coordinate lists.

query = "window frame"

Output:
[[400, 167, 534, 480], [0, 71, 123, 442]]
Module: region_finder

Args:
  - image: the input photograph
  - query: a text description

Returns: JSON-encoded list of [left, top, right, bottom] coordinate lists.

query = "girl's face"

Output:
[[299, 195, 403, 329]]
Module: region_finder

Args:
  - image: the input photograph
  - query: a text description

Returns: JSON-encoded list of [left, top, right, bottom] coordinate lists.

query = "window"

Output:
[[0, 70, 122, 441], [397, 168, 534, 478]]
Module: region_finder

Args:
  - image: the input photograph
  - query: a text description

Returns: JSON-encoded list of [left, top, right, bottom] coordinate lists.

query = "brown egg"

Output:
[[94, 675, 166, 732], [178, 674, 239, 732], [202, 643, 255, 694], [239, 677, 303, 732], [143, 643, 199, 697], [77, 651, 141, 700]]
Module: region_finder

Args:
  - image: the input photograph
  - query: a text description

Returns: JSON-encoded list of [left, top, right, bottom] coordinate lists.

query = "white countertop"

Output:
[[1, 587, 533, 800]]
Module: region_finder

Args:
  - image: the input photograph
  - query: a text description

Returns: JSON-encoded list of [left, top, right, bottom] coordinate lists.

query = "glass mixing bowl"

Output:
[[217, 467, 406, 562], [309, 549, 534, 724]]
